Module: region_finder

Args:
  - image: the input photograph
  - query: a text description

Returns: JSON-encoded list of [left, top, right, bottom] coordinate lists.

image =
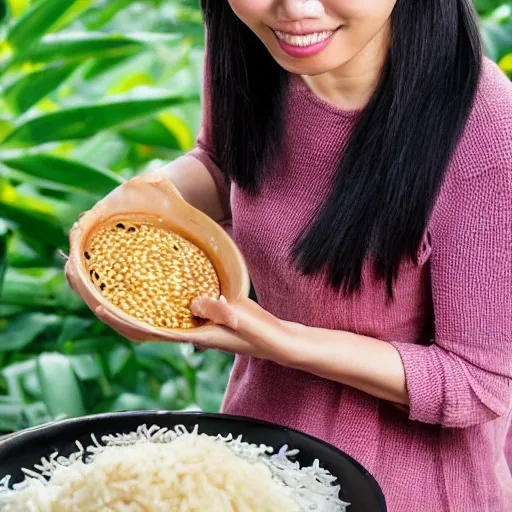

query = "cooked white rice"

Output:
[[0, 424, 350, 511]]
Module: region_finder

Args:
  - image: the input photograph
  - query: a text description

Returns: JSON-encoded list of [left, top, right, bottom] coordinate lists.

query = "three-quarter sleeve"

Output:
[[391, 167, 512, 428], [186, 48, 232, 221]]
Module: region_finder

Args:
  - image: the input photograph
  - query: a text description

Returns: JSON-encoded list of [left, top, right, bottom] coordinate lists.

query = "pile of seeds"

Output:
[[83, 220, 220, 329]]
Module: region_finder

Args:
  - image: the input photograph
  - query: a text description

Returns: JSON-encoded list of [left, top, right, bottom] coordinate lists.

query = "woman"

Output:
[[65, 1, 512, 510]]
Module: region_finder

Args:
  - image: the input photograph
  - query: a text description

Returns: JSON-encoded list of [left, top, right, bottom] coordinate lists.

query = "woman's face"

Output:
[[227, 0, 398, 76]]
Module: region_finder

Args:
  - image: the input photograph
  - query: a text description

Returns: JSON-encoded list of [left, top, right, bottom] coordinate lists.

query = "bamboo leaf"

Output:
[[1, 267, 84, 312], [12, 32, 180, 67], [37, 352, 86, 418], [0, 180, 65, 246], [72, 132, 129, 170], [1, 89, 198, 148], [0, 312, 61, 352], [3, 63, 78, 115], [84, 0, 133, 31], [119, 112, 194, 151], [5, 0, 30, 19], [50, 0, 94, 33], [1, 153, 124, 195], [6, 232, 45, 268], [7, 0, 83, 50]]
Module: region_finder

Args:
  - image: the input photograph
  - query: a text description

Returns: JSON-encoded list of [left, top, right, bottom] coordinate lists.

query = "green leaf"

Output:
[[134, 342, 191, 376], [22, 401, 50, 429], [0, 180, 65, 246], [7, 0, 83, 50], [82, 54, 135, 81], [84, 0, 133, 31], [195, 368, 229, 413], [158, 379, 180, 409], [11, 32, 181, 67], [37, 352, 85, 418], [0, 312, 61, 352], [22, 370, 42, 399], [108, 392, 159, 412], [1, 267, 83, 311], [50, 0, 94, 33], [474, 0, 507, 13], [0, 0, 8, 24], [119, 112, 195, 151], [6, 231, 46, 267], [1, 88, 198, 148], [59, 336, 123, 355], [56, 315, 92, 343], [3, 63, 78, 115], [67, 354, 101, 381], [107, 345, 132, 377], [1, 153, 124, 195], [0, 223, 11, 296], [1, 359, 36, 401], [481, 16, 512, 61], [0, 305, 24, 317], [72, 132, 129, 170], [0, 403, 25, 432]]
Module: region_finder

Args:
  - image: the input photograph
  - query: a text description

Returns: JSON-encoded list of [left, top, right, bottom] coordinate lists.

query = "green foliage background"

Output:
[[0, 0, 511, 435]]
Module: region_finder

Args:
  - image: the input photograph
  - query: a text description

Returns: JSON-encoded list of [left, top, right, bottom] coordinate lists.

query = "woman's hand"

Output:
[[188, 296, 300, 366], [87, 295, 296, 368]]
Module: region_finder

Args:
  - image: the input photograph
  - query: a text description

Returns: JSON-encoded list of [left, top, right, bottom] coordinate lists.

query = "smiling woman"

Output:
[[61, 1, 512, 511]]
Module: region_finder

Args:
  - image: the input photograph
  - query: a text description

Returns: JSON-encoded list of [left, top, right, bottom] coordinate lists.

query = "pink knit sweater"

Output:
[[188, 57, 512, 512]]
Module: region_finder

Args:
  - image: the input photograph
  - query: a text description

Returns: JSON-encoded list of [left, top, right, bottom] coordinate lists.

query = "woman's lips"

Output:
[[273, 28, 338, 58]]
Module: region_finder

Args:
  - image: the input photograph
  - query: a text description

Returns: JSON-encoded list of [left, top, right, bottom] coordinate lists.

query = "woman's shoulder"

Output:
[[450, 58, 512, 182]]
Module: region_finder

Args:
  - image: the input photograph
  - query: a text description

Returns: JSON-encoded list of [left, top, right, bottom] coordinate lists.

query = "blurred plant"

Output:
[[0, 0, 232, 434], [476, 0, 512, 75], [0, 0, 511, 435]]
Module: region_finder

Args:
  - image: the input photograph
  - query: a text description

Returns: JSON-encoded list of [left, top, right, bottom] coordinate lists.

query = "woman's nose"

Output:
[[278, 0, 325, 20]]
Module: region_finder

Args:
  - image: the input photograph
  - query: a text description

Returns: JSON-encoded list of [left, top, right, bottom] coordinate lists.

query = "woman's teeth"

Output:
[[274, 30, 333, 47]]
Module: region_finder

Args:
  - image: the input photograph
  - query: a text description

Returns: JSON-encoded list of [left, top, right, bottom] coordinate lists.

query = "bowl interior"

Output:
[[0, 411, 386, 512], [81, 212, 248, 305]]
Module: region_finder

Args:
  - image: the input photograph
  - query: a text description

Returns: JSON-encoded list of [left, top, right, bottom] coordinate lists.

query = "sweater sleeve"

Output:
[[390, 167, 512, 428], [186, 49, 232, 222]]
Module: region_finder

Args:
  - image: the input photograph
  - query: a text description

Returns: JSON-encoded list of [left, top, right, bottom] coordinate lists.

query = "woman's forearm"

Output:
[[150, 155, 226, 222], [286, 323, 409, 405]]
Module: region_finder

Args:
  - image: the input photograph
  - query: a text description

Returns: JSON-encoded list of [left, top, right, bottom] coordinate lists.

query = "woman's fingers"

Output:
[[190, 296, 283, 340]]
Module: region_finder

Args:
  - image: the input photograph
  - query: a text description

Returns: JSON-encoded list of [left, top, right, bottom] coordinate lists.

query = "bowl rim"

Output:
[[0, 410, 387, 511]]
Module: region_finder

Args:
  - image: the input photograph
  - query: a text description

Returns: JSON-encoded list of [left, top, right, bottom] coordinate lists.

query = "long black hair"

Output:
[[200, 0, 482, 297]]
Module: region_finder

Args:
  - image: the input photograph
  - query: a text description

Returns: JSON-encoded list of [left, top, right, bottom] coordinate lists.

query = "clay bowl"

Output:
[[66, 174, 250, 341]]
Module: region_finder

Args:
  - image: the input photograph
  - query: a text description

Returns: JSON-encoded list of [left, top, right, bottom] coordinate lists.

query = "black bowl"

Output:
[[0, 411, 386, 511]]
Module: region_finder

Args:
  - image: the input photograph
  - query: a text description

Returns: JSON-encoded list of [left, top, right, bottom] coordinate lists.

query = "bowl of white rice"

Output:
[[0, 411, 386, 511]]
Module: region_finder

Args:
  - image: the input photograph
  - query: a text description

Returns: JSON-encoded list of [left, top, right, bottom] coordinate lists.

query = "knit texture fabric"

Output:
[[188, 57, 512, 512]]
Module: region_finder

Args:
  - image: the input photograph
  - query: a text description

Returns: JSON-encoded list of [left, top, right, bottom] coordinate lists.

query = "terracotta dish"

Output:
[[66, 175, 250, 340]]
